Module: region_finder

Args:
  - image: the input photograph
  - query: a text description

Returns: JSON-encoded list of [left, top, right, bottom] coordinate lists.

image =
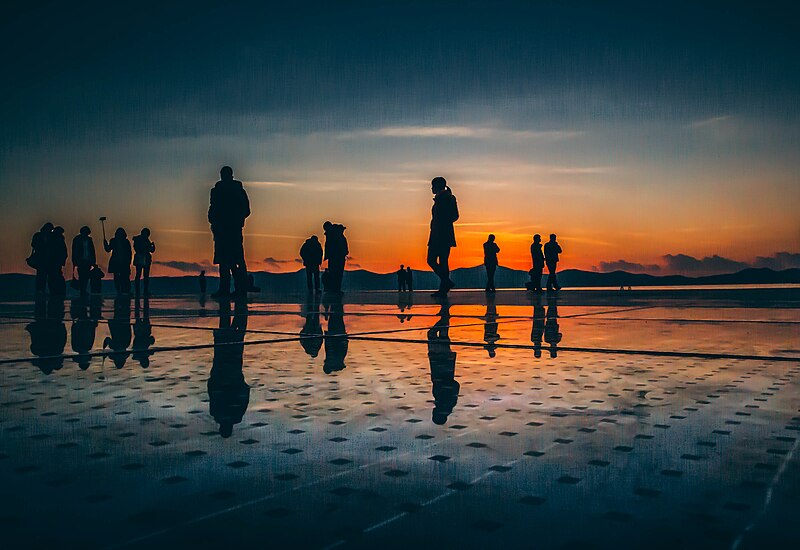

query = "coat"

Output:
[[71, 235, 96, 267], [300, 238, 323, 266], [428, 188, 459, 249]]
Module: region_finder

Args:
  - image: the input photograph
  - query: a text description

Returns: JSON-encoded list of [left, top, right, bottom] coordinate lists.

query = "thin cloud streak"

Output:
[[337, 125, 584, 141]]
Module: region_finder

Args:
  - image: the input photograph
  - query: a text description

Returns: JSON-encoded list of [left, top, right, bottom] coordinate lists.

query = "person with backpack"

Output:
[[299, 235, 324, 292], [323, 221, 348, 293]]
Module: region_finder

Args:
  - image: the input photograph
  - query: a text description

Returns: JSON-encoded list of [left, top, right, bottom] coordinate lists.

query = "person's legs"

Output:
[[313, 267, 320, 291], [232, 263, 248, 295], [35, 269, 47, 293], [546, 263, 559, 291], [532, 267, 543, 292], [439, 248, 452, 291], [306, 267, 313, 290], [426, 247, 440, 280], [143, 264, 150, 295], [78, 264, 90, 295], [486, 263, 497, 291], [217, 262, 231, 295], [49, 268, 66, 296], [135, 266, 143, 295]]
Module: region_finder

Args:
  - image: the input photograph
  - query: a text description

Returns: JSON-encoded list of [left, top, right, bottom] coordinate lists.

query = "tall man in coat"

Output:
[[208, 166, 250, 297]]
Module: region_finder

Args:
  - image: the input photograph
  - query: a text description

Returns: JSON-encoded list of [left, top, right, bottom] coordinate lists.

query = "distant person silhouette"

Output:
[[300, 235, 323, 292], [428, 301, 459, 424], [323, 295, 348, 373], [483, 234, 500, 292], [49, 226, 68, 296], [247, 273, 261, 293], [26, 296, 66, 374], [323, 221, 348, 293], [103, 295, 132, 368], [132, 297, 155, 368], [528, 234, 544, 293], [208, 166, 250, 297], [483, 296, 500, 357], [299, 292, 323, 357], [132, 228, 155, 296], [28, 223, 54, 294], [71, 226, 96, 296], [208, 299, 250, 438], [89, 264, 104, 294], [104, 227, 132, 295], [70, 298, 97, 370], [544, 296, 562, 358], [427, 177, 459, 297], [544, 233, 562, 292], [406, 266, 414, 291], [199, 270, 207, 294], [397, 264, 407, 291], [530, 295, 545, 358]]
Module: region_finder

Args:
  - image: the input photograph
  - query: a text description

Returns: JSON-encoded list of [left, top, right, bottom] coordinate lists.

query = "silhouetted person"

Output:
[[544, 233, 562, 292], [103, 295, 131, 368], [427, 177, 459, 297], [132, 228, 155, 296], [483, 296, 500, 357], [132, 297, 155, 368], [406, 266, 414, 291], [323, 221, 348, 293], [299, 293, 323, 357], [530, 295, 545, 358], [29, 223, 54, 294], [428, 301, 459, 424], [71, 226, 96, 296], [323, 295, 348, 373], [208, 299, 250, 437], [89, 264, 104, 294], [397, 264, 407, 291], [26, 296, 66, 374], [199, 270, 207, 294], [300, 235, 323, 292], [528, 234, 544, 293], [483, 234, 500, 292], [544, 296, 562, 358], [49, 226, 68, 296], [208, 166, 250, 297], [70, 298, 97, 370], [104, 227, 132, 295]]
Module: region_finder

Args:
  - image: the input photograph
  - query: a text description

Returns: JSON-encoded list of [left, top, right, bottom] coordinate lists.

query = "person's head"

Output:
[[41, 222, 54, 233], [53, 226, 64, 236], [431, 176, 447, 194], [115, 227, 127, 239], [311, 235, 318, 241], [400, 264, 404, 269], [80, 226, 91, 236], [533, 234, 541, 243], [549, 233, 557, 242], [323, 221, 332, 231], [219, 422, 233, 438], [140, 228, 150, 238], [406, 266, 411, 271], [220, 166, 234, 180], [200, 270, 205, 276], [488, 234, 495, 242], [432, 408, 449, 425]]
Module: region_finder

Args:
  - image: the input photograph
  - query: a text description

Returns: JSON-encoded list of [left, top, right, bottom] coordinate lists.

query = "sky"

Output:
[[1, 1, 799, 276]]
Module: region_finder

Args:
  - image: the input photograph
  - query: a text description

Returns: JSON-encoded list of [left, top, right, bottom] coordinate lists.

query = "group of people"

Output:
[[298, 222, 349, 293], [29, 223, 156, 297], [396, 264, 414, 291]]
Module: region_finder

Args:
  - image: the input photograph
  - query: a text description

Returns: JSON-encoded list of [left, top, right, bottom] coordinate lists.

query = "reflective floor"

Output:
[[1, 292, 799, 549]]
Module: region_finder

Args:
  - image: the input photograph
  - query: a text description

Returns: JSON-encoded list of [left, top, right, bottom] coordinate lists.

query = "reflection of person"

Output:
[[428, 302, 459, 424], [132, 297, 155, 368], [103, 295, 132, 368], [544, 233, 562, 292], [70, 298, 97, 370], [323, 295, 348, 373], [299, 293, 323, 358], [483, 234, 500, 293], [300, 235, 324, 292], [208, 299, 250, 438], [544, 296, 562, 358], [528, 234, 544, 293], [71, 226, 96, 296], [208, 166, 250, 297], [483, 296, 500, 357], [530, 296, 545, 359], [396, 291, 413, 323], [26, 296, 66, 374], [427, 177, 459, 297]]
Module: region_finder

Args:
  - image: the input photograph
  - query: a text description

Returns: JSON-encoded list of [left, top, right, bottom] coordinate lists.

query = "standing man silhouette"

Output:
[[427, 177, 459, 297], [323, 221, 348, 293], [544, 233, 562, 292], [483, 234, 500, 292], [406, 266, 414, 292], [208, 166, 250, 298], [29, 223, 54, 295], [71, 226, 96, 297], [299, 235, 323, 292], [529, 234, 544, 293], [397, 264, 407, 292]]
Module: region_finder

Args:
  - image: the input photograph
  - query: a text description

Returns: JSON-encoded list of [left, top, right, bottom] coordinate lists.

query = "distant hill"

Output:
[[1, 267, 798, 299]]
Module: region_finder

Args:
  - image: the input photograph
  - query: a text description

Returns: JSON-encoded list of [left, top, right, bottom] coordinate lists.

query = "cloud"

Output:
[[246, 181, 298, 188], [687, 115, 732, 129], [337, 125, 583, 141], [153, 260, 211, 273], [662, 254, 749, 275], [594, 260, 661, 273], [262, 257, 301, 269], [752, 252, 800, 270]]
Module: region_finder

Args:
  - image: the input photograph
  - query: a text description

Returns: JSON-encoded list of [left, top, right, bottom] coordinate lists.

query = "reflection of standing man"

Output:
[[323, 295, 348, 373], [70, 298, 97, 370], [428, 302, 459, 424], [132, 297, 155, 368], [530, 295, 545, 358], [208, 299, 250, 438], [483, 295, 500, 357], [26, 296, 67, 374], [299, 293, 323, 358], [209, 166, 250, 298], [544, 234, 562, 292], [427, 177, 459, 297], [544, 296, 562, 358], [103, 295, 132, 368]]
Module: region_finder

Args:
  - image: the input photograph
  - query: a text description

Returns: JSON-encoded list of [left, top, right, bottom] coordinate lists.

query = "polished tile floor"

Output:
[[1, 292, 798, 549]]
